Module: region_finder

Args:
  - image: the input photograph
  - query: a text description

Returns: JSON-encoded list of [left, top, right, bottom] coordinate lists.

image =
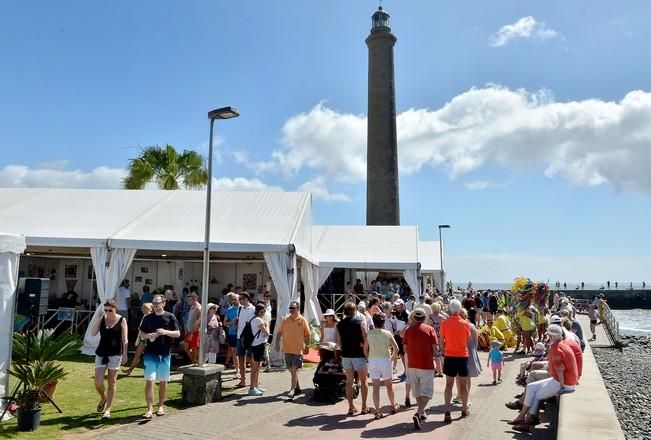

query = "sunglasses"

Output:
[[288, 307, 297, 310]]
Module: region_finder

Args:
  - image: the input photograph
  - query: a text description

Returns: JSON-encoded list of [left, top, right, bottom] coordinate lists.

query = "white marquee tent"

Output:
[[0, 232, 26, 419], [418, 240, 443, 290], [313, 225, 422, 295], [0, 188, 314, 356]]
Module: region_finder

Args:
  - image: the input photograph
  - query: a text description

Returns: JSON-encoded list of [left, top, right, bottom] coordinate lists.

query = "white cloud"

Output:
[[250, 86, 651, 195], [211, 176, 283, 192], [0, 164, 127, 188], [297, 177, 351, 202], [231, 151, 277, 175], [447, 254, 651, 284], [490, 16, 558, 47], [464, 180, 508, 191]]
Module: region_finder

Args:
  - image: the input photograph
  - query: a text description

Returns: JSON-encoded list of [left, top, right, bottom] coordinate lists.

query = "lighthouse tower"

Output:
[[366, 6, 399, 226]]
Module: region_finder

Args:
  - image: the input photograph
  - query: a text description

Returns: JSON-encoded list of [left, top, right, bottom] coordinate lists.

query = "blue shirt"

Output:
[[225, 305, 239, 336], [489, 348, 503, 364]]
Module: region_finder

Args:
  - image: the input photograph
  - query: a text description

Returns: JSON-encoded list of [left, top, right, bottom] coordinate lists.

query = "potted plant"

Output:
[[8, 361, 68, 431], [12, 329, 81, 401]]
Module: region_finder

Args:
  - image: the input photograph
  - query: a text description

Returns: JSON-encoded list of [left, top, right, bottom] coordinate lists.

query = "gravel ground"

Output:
[[593, 336, 651, 440]]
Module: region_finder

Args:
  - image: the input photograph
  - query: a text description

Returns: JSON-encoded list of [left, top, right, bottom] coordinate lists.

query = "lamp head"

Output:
[[208, 106, 240, 120]]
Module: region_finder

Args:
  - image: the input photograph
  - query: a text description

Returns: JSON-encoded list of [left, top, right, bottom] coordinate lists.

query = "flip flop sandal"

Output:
[[156, 410, 166, 416], [390, 404, 399, 414], [97, 400, 106, 413], [142, 412, 153, 420], [347, 407, 358, 416], [360, 408, 370, 415]]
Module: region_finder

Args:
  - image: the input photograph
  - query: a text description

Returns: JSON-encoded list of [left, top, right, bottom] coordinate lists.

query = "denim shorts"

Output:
[[284, 353, 303, 369], [342, 357, 367, 372], [95, 354, 122, 370], [236, 339, 252, 357]]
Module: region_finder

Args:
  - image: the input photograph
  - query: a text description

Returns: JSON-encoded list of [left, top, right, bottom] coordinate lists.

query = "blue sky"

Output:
[[1, 1, 650, 282]]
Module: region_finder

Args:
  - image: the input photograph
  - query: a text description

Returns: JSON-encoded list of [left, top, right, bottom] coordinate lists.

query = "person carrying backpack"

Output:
[[235, 292, 256, 388], [246, 303, 270, 396]]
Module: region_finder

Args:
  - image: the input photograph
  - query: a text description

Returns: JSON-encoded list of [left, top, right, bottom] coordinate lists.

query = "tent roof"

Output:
[[0, 188, 313, 258], [313, 225, 419, 270], [418, 240, 441, 273]]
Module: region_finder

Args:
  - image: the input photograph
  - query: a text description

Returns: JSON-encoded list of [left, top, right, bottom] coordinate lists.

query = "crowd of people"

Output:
[[91, 278, 591, 430]]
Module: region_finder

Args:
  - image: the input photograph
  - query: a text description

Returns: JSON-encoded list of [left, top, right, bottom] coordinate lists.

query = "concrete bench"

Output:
[[557, 342, 625, 440]]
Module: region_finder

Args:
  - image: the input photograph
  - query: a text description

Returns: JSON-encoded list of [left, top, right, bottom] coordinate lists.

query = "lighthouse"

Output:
[[366, 6, 399, 226]]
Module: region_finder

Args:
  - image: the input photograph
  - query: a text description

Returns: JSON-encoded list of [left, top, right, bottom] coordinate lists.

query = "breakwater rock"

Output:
[[592, 337, 651, 440]]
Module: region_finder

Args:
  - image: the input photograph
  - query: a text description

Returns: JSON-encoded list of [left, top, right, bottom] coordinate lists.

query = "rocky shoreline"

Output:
[[592, 336, 651, 440]]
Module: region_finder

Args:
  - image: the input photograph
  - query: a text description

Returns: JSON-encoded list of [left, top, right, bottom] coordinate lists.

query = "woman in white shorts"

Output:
[[90, 299, 128, 419], [364, 312, 400, 419]]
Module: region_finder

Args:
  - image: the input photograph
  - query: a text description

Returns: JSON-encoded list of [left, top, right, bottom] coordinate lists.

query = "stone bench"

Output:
[[557, 341, 624, 440]]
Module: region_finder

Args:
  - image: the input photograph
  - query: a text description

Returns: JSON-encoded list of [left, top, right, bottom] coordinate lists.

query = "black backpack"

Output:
[[240, 319, 260, 349]]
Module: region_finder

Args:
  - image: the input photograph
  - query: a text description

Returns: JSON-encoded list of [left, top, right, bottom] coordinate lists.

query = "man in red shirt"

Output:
[[403, 308, 438, 430], [510, 324, 579, 431], [439, 299, 471, 423]]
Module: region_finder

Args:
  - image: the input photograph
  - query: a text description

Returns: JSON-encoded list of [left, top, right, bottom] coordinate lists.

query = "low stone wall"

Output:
[[562, 289, 651, 309]]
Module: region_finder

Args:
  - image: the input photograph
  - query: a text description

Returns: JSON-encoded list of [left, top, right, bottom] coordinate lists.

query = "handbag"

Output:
[[218, 326, 226, 345]]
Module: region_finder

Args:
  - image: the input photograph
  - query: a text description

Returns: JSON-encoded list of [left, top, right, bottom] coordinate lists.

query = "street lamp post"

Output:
[[438, 224, 450, 293], [198, 106, 239, 365]]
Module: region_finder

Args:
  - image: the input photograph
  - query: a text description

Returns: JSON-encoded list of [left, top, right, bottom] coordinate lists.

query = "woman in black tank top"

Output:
[[90, 299, 128, 419]]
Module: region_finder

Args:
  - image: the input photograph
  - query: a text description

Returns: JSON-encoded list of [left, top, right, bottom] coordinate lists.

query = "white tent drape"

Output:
[[317, 267, 334, 291], [0, 233, 26, 420], [403, 269, 421, 297], [264, 250, 297, 365], [300, 261, 322, 325], [82, 247, 136, 355], [365, 271, 379, 292]]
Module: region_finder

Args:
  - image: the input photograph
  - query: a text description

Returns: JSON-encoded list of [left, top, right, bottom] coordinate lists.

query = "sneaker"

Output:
[[399, 373, 407, 382], [452, 397, 461, 404], [287, 389, 295, 400], [444, 411, 452, 423], [248, 388, 263, 396], [492, 380, 497, 385], [263, 365, 271, 373], [256, 386, 266, 393], [419, 413, 428, 422], [413, 414, 422, 430], [404, 397, 412, 408], [461, 410, 470, 418], [294, 386, 302, 395]]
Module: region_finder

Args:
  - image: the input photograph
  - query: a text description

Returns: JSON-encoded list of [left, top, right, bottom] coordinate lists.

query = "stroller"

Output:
[[312, 343, 359, 403]]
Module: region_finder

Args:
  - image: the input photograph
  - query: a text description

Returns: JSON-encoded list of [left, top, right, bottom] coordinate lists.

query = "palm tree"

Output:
[[123, 144, 208, 190]]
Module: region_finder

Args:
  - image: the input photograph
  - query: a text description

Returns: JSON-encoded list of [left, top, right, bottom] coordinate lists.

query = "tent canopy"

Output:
[[418, 240, 442, 274], [313, 225, 419, 270], [0, 188, 314, 260]]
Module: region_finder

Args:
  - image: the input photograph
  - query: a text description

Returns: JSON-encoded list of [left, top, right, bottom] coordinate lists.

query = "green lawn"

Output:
[[0, 355, 184, 440]]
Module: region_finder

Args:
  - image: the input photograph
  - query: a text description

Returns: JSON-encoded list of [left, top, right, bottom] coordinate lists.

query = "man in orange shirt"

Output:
[[274, 300, 310, 400], [439, 299, 471, 423], [510, 324, 579, 431]]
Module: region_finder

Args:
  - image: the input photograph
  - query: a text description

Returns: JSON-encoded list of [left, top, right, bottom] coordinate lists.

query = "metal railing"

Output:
[[599, 302, 622, 348], [36, 308, 95, 335]]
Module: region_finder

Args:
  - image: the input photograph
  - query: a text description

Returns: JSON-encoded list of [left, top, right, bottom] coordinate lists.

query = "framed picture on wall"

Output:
[[135, 276, 143, 283], [65, 264, 78, 279], [140, 266, 149, 273], [145, 278, 152, 285], [242, 273, 257, 291]]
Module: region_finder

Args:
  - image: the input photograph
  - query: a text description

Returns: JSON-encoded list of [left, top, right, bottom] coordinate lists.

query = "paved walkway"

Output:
[[81, 343, 557, 440]]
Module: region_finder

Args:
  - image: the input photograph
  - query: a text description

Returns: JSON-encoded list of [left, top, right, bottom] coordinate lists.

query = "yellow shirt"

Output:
[[518, 311, 536, 331], [277, 314, 310, 355], [367, 328, 392, 359], [495, 315, 511, 332]]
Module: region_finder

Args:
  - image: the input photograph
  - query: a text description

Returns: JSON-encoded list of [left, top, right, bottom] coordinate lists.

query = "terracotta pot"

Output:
[[39, 380, 58, 403]]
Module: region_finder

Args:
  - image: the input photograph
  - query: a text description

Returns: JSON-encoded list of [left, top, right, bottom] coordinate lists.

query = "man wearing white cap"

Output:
[[508, 324, 579, 432]]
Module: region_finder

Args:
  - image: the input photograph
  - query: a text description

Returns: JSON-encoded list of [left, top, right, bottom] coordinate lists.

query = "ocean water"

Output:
[[460, 282, 648, 291], [611, 309, 651, 337]]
